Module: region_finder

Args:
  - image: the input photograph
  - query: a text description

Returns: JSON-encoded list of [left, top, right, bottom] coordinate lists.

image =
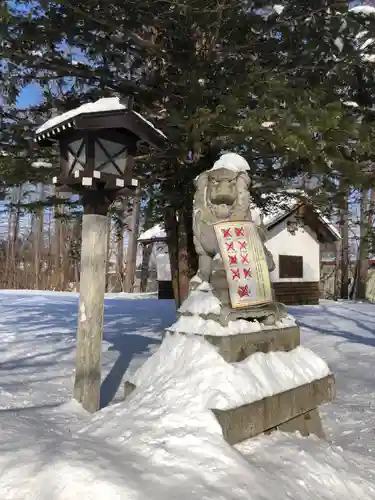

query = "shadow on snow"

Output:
[[0, 293, 176, 408]]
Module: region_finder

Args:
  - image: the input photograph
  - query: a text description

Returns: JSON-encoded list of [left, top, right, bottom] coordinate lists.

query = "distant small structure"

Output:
[[138, 224, 171, 297], [262, 194, 340, 305]]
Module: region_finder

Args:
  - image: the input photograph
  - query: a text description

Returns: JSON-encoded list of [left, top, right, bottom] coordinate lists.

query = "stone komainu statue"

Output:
[[192, 153, 274, 285], [190, 152, 286, 324]]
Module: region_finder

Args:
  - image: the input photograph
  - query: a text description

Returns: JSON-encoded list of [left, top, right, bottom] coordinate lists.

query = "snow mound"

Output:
[[238, 432, 375, 499], [178, 288, 222, 316], [267, 313, 297, 329], [124, 333, 330, 411]]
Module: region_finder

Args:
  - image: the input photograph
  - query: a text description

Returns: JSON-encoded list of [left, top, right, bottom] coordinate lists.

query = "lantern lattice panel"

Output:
[[68, 139, 86, 173], [94, 138, 128, 175]]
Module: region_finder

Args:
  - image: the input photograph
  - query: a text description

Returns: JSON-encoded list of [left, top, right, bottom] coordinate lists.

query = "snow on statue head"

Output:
[[210, 152, 250, 173]]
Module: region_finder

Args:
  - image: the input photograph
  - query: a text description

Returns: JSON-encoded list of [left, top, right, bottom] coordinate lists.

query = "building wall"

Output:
[[266, 214, 320, 283]]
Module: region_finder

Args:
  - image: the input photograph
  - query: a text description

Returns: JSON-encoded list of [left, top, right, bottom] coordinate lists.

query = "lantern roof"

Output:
[[34, 96, 167, 149]]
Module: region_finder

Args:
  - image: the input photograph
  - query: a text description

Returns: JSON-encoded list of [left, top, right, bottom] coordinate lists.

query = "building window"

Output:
[[279, 255, 303, 279]]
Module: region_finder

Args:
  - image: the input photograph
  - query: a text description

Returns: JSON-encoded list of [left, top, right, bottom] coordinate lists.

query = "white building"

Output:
[[260, 196, 340, 304]]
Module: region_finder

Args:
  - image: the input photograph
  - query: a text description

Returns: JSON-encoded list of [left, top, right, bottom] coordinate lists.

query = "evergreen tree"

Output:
[[3, 0, 375, 298]]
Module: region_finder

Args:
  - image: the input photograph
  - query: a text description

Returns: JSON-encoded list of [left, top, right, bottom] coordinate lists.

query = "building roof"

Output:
[[138, 223, 167, 243], [262, 192, 341, 240]]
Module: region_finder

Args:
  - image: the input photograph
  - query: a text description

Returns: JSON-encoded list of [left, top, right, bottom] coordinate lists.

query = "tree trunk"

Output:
[[52, 187, 65, 291], [13, 190, 21, 288], [124, 189, 141, 293], [355, 188, 369, 300], [340, 194, 349, 299], [117, 201, 126, 292], [140, 243, 152, 292], [6, 187, 21, 288], [70, 216, 82, 291], [54, 214, 62, 290], [177, 210, 197, 303], [5, 197, 14, 288], [333, 239, 341, 301], [34, 183, 45, 290], [164, 207, 180, 306], [164, 207, 197, 307]]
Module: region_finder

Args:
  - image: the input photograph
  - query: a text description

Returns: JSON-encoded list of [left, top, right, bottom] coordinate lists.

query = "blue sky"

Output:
[[16, 82, 42, 108]]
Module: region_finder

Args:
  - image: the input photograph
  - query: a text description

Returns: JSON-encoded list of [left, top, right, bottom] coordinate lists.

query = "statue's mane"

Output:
[[193, 170, 252, 224]]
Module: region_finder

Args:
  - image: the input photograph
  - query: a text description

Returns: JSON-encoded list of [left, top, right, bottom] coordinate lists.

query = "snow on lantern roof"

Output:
[[35, 97, 130, 135], [138, 223, 167, 243], [34, 96, 167, 146]]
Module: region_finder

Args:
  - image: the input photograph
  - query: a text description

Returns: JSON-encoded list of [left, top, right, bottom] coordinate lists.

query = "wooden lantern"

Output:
[[34, 96, 167, 194], [33, 97, 168, 414]]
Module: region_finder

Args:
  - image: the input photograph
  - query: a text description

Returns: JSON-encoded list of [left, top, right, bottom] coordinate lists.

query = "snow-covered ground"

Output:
[[1, 291, 375, 499]]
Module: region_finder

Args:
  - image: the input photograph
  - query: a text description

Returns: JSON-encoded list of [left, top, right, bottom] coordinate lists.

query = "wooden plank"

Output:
[[273, 281, 320, 305], [273, 281, 319, 289], [212, 374, 335, 445]]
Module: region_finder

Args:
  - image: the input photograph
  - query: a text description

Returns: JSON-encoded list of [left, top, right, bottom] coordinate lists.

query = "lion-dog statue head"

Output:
[[194, 153, 252, 224]]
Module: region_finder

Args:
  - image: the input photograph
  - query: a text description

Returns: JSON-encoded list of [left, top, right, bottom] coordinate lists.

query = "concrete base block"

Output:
[[212, 374, 335, 445], [202, 325, 300, 362]]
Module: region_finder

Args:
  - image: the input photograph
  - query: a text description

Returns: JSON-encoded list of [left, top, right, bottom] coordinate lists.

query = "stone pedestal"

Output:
[[190, 325, 300, 363], [123, 324, 335, 445]]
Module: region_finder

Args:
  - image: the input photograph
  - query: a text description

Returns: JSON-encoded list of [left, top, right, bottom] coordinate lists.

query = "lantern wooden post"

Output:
[[73, 193, 111, 411], [34, 97, 167, 412]]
